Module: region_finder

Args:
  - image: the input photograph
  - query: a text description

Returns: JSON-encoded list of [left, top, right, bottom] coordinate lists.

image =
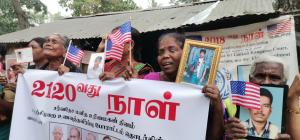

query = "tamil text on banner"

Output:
[[186, 15, 298, 99], [10, 70, 210, 140]]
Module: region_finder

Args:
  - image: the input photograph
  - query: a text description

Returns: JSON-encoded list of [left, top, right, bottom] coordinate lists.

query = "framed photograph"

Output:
[[87, 53, 105, 79], [176, 39, 222, 88], [237, 84, 288, 140], [15, 47, 33, 63], [5, 54, 27, 83]]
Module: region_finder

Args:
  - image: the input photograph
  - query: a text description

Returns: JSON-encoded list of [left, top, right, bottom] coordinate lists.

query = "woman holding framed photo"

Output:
[[144, 32, 224, 140]]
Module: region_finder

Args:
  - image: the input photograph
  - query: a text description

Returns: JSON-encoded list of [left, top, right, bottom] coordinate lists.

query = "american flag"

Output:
[[267, 19, 292, 37], [230, 81, 261, 110], [105, 21, 131, 61], [66, 44, 84, 65]]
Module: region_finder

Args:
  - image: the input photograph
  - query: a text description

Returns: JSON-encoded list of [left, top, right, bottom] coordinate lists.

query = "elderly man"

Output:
[[68, 127, 81, 140], [86, 133, 97, 140], [52, 126, 63, 140], [102, 135, 111, 140], [226, 55, 300, 139]]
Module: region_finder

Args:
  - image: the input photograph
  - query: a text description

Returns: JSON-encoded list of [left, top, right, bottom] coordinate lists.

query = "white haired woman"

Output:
[[43, 34, 81, 74]]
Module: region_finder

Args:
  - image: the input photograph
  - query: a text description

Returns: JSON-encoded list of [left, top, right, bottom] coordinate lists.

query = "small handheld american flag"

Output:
[[105, 21, 131, 61], [230, 81, 261, 110], [66, 43, 84, 65]]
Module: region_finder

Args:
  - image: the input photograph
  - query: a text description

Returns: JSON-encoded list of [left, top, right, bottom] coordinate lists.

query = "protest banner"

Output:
[[10, 70, 210, 140], [186, 15, 299, 99]]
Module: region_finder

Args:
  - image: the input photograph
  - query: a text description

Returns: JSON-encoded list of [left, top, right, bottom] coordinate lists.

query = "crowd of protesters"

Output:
[[0, 25, 300, 140]]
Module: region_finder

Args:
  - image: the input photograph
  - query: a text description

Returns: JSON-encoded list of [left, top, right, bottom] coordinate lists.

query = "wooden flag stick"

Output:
[[103, 34, 108, 53], [129, 41, 132, 67], [129, 17, 132, 67], [63, 40, 72, 66]]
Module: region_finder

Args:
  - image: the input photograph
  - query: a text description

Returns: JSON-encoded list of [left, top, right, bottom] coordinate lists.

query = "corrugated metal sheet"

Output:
[[184, 0, 276, 25], [0, 0, 276, 43]]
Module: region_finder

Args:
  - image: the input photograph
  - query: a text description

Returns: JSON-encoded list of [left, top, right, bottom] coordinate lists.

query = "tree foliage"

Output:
[[59, 0, 140, 16], [0, 0, 47, 35]]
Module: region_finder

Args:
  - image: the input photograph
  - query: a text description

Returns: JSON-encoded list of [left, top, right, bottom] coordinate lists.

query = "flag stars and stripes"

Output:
[[66, 44, 84, 65], [105, 21, 132, 61], [230, 81, 261, 110]]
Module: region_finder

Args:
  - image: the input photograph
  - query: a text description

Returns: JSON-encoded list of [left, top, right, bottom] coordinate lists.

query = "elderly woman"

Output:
[[99, 27, 153, 80], [144, 32, 224, 140], [43, 34, 81, 74]]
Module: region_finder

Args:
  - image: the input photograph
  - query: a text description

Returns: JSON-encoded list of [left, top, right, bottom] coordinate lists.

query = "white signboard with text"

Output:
[[187, 15, 299, 99], [10, 70, 210, 140]]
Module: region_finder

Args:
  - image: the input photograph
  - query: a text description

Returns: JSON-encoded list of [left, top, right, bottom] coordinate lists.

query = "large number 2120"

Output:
[[31, 80, 76, 102]]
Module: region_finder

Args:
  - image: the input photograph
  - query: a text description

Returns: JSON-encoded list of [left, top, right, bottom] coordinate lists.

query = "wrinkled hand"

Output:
[[276, 134, 290, 140], [121, 66, 133, 81], [122, 66, 138, 80], [99, 72, 116, 81], [289, 74, 300, 98], [202, 85, 220, 103], [225, 117, 247, 139], [58, 64, 70, 76]]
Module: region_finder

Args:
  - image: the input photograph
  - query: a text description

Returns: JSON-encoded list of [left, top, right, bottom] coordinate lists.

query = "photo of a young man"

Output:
[[183, 46, 214, 87], [241, 88, 279, 139]]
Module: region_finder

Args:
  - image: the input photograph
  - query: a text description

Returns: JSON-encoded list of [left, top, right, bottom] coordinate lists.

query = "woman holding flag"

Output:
[[99, 22, 153, 80], [43, 34, 82, 75]]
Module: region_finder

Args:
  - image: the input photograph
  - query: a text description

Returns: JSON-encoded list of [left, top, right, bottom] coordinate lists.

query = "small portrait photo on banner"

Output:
[[82, 129, 99, 140], [176, 39, 222, 88], [67, 125, 82, 140], [87, 53, 105, 79], [49, 123, 68, 140], [237, 85, 288, 140]]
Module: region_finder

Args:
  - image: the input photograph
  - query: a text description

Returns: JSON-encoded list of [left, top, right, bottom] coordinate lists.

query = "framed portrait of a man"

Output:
[[238, 85, 288, 140], [176, 39, 222, 88]]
